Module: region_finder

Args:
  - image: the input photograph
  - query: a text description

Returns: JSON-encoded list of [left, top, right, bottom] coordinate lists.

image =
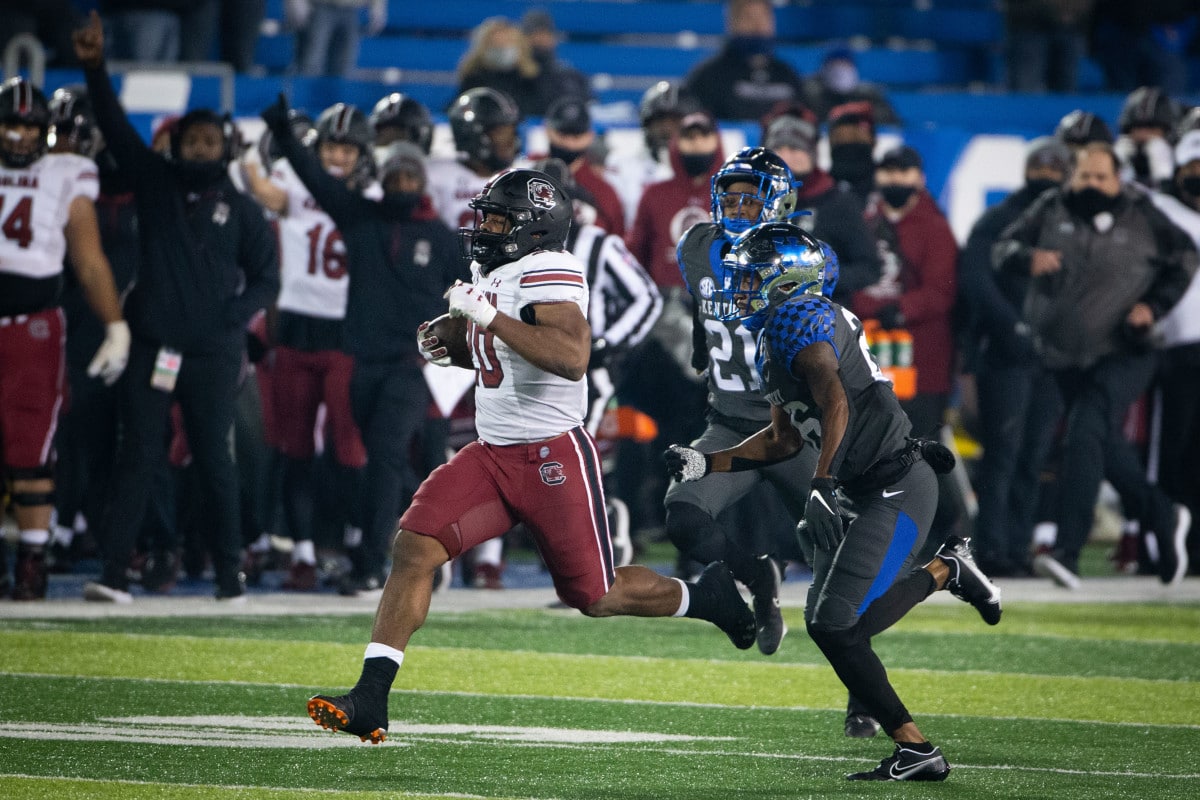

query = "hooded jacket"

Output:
[[626, 133, 726, 289]]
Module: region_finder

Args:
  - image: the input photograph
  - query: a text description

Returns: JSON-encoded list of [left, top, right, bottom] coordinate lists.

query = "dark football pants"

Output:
[[803, 460, 939, 735]]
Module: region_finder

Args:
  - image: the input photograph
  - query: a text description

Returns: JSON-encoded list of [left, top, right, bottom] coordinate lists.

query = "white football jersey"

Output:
[[468, 249, 589, 445], [269, 159, 381, 320], [0, 153, 98, 279], [426, 158, 490, 232]]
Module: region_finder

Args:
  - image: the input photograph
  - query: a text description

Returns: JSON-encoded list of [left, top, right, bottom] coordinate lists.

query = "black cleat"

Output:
[[937, 536, 1002, 625], [307, 692, 388, 744], [696, 561, 756, 650], [748, 555, 786, 655], [12, 544, 48, 601], [844, 713, 882, 738], [847, 743, 951, 781]]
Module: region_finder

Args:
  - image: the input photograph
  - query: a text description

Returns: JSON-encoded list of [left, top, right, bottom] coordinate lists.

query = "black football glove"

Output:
[[261, 92, 292, 135], [805, 477, 844, 551], [664, 445, 711, 482]]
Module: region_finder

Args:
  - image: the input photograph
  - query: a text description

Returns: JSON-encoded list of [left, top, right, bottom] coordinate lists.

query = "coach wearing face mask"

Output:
[[682, 0, 804, 121], [457, 17, 543, 117], [541, 98, 625, 237], [994, 141, 1197, 586]]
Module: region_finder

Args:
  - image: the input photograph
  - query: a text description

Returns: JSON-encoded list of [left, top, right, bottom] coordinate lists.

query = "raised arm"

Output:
[[261, 94, 361, 225], [74, 11, 155, 176]]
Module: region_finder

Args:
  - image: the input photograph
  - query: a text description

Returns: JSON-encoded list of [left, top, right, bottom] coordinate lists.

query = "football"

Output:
[[419, 313, 472, 368]]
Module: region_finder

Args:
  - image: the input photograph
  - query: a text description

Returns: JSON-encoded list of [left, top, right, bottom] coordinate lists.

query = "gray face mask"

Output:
[[483, 46, 519, 70]]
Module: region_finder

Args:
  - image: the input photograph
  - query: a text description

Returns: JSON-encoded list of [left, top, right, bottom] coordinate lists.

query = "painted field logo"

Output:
[[0, 716, 733, 749], [539, 461, 567, 486]]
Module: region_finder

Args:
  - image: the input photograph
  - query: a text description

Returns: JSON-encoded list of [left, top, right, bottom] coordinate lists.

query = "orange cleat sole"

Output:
[[307, 696, 386, 744]]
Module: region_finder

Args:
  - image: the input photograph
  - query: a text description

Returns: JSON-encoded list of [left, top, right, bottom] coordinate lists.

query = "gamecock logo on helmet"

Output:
[[528, 179, 556, 209], [539, 461, 567, 486]]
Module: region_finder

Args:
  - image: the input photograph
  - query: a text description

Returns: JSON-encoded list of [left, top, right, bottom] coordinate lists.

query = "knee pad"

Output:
[[805, 619, 862, 652]]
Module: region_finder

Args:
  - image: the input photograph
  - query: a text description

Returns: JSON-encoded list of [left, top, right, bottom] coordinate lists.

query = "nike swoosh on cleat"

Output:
[[882, 489, 904, 498], [888, 755, 943, 780]]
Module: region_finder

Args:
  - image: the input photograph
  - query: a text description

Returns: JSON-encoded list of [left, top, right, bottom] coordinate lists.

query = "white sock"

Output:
[[19, 528, 50, 547], [364, 642, 405, 668], [343, 525, 363, 549], [672, 578, 689, 617], [250, 532, 272, 553], [292, 539, 316, 565]]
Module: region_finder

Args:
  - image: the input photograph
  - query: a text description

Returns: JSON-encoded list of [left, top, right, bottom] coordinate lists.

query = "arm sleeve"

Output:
[[992, 195, 1049, 275], [595, 233, 662, 350], [1143, 203, 1200, 318], [897, 213, 958, 324], [274, 125, 362, 226], [83, 64, 155, 179], [227, 198, 281, 327]]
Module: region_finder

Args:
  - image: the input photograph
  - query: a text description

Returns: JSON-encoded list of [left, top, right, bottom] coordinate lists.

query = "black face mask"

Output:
[[380, 190, 421, 220], [1025, 178, 1060, 196], [549, 143, 587, 167], [174, 159, 227, 190], [880, 185, 917, 209], [1065, 186, 1119, 218], [830, 142, 875, 183], [1181, 176, 1200, 197], [681, 152, 715, 177]]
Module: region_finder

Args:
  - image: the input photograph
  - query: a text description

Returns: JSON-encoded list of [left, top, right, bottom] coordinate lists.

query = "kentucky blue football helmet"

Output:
[[711, 147, 799, 234], [716, 222, 826, 329]]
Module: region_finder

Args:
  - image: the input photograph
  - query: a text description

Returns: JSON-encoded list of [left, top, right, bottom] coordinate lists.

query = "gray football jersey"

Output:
[[678, 222, 772, 423], [757, 294, 911, 480]]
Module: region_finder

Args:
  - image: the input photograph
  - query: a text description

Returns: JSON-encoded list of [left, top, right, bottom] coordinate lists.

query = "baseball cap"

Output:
[[679, 110, 717, 135], [764, 115, 816, 154], [1176, 129, 1200, 167], [877, 144, 922, 171], [545, 97, 591, 135], [828, 100, 874, 129]]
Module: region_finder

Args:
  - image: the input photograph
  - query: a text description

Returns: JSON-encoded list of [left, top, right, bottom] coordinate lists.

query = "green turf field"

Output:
[[2, 602, 1199, 799]]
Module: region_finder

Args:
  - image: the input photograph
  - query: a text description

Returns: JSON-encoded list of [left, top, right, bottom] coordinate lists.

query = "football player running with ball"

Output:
[[307, 168, 758, 744], [665, 222, 1002, 782]]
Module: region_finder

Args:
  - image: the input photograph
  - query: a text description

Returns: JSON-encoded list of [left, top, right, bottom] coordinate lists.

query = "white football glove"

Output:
[[1143, 136, 1175, 182], [416, 320, 451, 367], [445, 280, 498, 329], [87, 320, 131, 386], [663, 444, 711, 482]]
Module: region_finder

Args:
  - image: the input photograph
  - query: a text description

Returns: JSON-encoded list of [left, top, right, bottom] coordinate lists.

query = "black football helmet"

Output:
[[313, 102, 374, 186], [716, 222, 826, 332], [711, 147, 799, 235], [1054, 110, 1113, 147], [369, 92, 433, 154], [638, 80, 696, 153], [460, 168, 572, 271], [1118, 86, 1180, 138], [48, 84, 102, 158], [0, 77, 51, 168], [448, 87, 521, 172], [257, 107, 313, 166]]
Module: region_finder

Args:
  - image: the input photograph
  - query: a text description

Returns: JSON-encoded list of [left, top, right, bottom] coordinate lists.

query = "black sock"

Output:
[[682, 577, 717, 621], [900, 740, 936, 753], [351, 657, 398, 702]]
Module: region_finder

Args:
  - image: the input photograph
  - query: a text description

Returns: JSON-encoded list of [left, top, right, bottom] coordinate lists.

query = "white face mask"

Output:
[[483, 46, 519, 70], [823, 62, 859, 94]]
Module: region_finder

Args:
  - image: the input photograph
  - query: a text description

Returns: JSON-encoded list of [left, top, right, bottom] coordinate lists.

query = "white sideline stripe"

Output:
[[4, 669, 1199, 731], [4, 773, 503, 799]]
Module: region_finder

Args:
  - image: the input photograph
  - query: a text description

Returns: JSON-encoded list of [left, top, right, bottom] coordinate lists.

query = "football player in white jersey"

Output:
[[242, 102, 379, 591], [306, 168, 759, 744], [423, 87, 524, 586], [0, 76, 129, 600]]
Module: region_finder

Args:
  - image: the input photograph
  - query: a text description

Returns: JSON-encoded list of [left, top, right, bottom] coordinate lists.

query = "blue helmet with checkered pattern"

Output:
[[716, 222, 826, 330], [711, 147, 798, 234]]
